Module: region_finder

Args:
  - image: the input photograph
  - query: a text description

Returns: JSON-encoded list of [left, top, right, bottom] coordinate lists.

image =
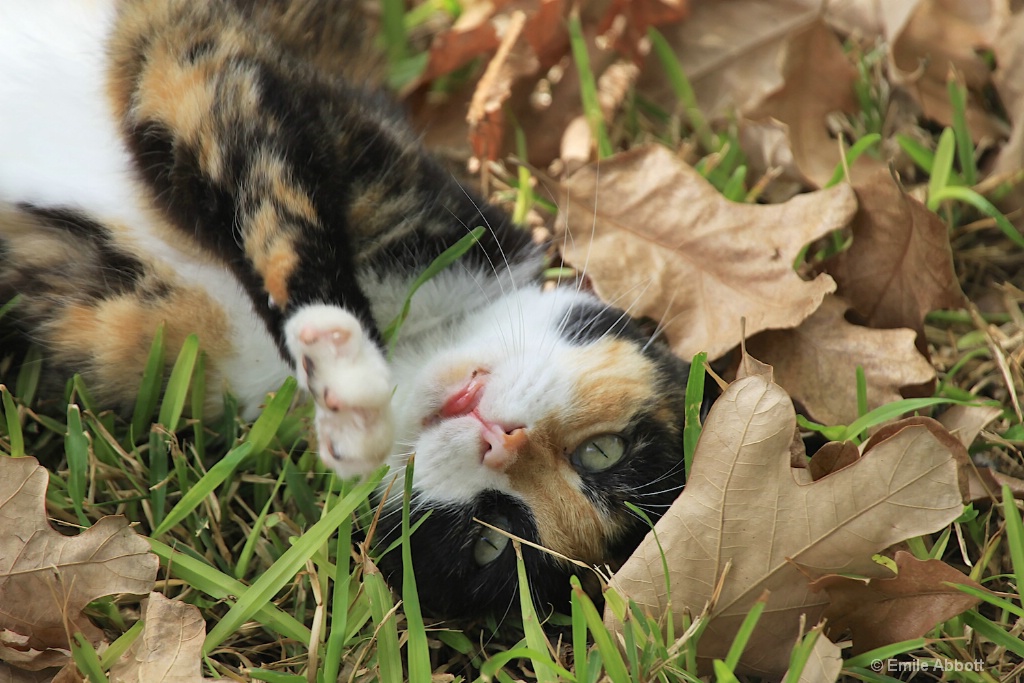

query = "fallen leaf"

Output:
[[558, 145, 854, 360], [747, 19, 879, 187], [0, 665, 57, 683], [814, 551, 984, 654], [108, 593, 213, 683], [0, 457, 157, 665], [597, 0, 690, 57], [606, 368, 966, 676], [889, 0, 1008, 141], [991, 10, 1024, 179], [638, 0, 819, 120], [466, 11, 532, 163], [938, 403, 1001, 448], [808, 440, 861, 480], [746, 295, 936, 425], [822, 170, 966, 347]]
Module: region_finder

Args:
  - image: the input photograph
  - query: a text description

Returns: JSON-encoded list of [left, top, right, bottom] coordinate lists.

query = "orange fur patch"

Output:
[[505, 339, 659, 563], [255, 238, 300, 308]]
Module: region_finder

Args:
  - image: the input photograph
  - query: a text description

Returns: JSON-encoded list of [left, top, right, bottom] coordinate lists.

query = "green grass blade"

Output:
[[245, 376, 298, 455], [571, 576, 629, 682], [824, 133, 881, 188], [131, 323, 166, 440], [364, 567, 403, 683], [202, 469, 382, 653], [383, 226, 485, 351], [480, 647, 577, 681], [896, 134, 936, 174], [961, 610, 1024, 657], [321, 486, 355, 683], [235, 468, 286, 579], [150, 334, 199, 527], [1002, 485, 1024, 604], [380, 0, 408, 65], [926, 128, 956, 211], [515, 541, 558, 683], [713, 659, 742, 683], [932, 185, 1024, 248], [949, 582, 1024, 619], [152, 442, 254, 537], [401, 459, 431, 680], [856, 366, 868, 418], [723, 594, 767, 670], [568, 10, 613, 159], [1, 385, 25, 457], [65, 404, 91, 527], [843, 638, 929, 668], [647, 27, 715, 152], [249, 670, 307, 683], [721, 165, 747, 202], [148, 539, 311, 644], [683, 353, 707, 478], [782, 627, 821, 683], [99, 619, 144, 669], [571, 588, 589, 683], [71, 633, 107, 683], [947, 74, 977, 186], [15, 345, 42, 407], [841, 397, 975, 442]]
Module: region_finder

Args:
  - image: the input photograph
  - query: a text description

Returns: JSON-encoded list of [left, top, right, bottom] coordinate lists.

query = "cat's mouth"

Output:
[[425, 370, 527, 469]]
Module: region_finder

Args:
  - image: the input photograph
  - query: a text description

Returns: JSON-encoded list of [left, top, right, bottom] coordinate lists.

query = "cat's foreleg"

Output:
[[284, 304, 394, 477]]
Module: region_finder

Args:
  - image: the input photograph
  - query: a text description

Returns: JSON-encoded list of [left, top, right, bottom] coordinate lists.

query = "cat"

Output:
[[0, 0, 693, 617]]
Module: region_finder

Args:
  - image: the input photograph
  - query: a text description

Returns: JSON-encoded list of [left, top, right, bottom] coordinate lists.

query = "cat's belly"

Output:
[[0, 0, 291, 417]]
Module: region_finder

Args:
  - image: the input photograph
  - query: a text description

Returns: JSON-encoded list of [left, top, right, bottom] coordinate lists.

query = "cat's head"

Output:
[[374, 286, 690, 617]]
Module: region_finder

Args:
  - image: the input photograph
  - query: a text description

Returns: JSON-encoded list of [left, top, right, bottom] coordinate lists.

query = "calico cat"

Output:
[[0, 0, 692, 616]]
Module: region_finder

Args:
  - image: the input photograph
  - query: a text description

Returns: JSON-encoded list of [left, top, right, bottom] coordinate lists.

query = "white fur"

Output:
[[386, 282, 596, 503], [0, 0, 290, 418], [285, 304, 394, 478]]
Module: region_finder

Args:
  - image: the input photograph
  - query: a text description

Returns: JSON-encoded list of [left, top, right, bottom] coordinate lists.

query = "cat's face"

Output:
[[375, 287, 689, 616]]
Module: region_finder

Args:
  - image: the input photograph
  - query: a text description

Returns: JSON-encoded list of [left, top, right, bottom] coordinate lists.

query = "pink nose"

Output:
[[481, 425, 527, 471]]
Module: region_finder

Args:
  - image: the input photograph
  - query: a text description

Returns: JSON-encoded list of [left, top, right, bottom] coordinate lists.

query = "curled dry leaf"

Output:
[[108, 593, 214, 683], [606, 367, 965, 676], [558, 145, 854, 360], [888, 0, 1007, 142], [813, 551, 984, 654], [992, 11, 1024, 180], [747, 19, 880, 188], [0, 457, 157, 673], [822, 170, 966, 346], [746, 295, 936, 425]]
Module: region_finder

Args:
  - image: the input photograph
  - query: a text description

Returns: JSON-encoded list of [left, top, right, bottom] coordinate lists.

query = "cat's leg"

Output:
[[106, 3, 397, 475]]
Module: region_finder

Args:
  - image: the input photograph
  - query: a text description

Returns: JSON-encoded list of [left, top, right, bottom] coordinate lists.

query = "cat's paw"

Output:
[[284, 304, 393, 478]]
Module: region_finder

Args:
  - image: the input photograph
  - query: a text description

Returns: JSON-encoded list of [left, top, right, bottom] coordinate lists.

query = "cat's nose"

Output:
[[481, 426, 527, 471]]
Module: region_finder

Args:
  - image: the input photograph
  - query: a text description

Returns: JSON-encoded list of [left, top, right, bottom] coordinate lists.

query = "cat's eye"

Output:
[[473, 516, 511, 566], [572, 434, 628, 472]]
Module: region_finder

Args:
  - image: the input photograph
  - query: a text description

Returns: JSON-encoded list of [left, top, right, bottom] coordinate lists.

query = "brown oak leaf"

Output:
[[108, 593, 214, 683], [557, 145, 855, 360], [747, 19, 880, 188], [0, 457, 157, 666], [822, 170, 966, 346], [813, 551, 984, 654], [606, 366, 966, 676], [746, 295, 936, 425]]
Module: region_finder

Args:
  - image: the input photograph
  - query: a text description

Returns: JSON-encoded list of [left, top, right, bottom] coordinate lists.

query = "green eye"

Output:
[[473, 516, 510, 566], [572, 434, 628, 472]]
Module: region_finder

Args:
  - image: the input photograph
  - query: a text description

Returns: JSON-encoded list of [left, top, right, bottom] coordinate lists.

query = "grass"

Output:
[[3, 4, 1024, 683]]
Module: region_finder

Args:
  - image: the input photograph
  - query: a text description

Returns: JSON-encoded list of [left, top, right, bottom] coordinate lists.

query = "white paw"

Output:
[[284, 304, 394, 478]]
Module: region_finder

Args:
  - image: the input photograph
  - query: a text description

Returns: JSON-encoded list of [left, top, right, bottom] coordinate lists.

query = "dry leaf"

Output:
[[747, 20, 879, 188], [558, 145, 854, 360], [939, 404, 1002, 448], [992, 11, 1024, 179], [108, 593, 213, 683], [597, 0, 689, 57], [822, 170, 966, 346], [0, 665, 57, 683], [889, 0, 1007, 141], [746, 295, 936, 425], [0, 457, 157, 666], [606, 368, 966, 676], [814, 551, 983, 654], [808, 440, 861, 480], [638, 0, 819, 119]]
